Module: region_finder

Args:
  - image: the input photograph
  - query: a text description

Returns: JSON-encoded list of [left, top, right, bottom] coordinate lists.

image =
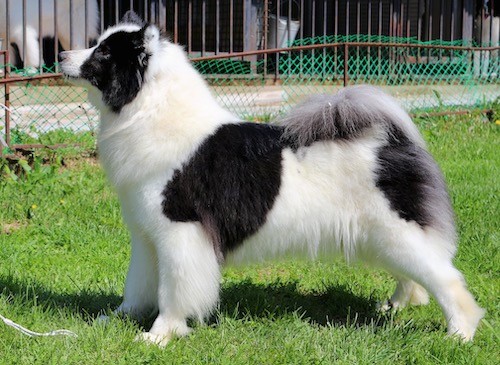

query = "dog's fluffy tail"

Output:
[[279, 85, 426, 148]]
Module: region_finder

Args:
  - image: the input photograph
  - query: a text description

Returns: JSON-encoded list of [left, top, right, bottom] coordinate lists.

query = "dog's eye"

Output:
[[96, 45, 111, 58]]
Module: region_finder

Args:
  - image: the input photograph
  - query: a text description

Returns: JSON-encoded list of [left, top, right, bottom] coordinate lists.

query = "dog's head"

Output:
[[60, 11, 160, 113]]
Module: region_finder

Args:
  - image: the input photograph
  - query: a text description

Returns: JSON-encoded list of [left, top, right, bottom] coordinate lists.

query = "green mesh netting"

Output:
[[1, 35, 499, 145], [6, 63, 59, 76]]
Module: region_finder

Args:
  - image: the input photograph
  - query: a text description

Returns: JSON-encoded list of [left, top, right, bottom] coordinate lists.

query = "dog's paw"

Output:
[[376, 300, 402, 313], [134, 324, 193, 347], [376, 301, 391, 313], [24, 66, 39, 76], [135, 332, 172, 347]]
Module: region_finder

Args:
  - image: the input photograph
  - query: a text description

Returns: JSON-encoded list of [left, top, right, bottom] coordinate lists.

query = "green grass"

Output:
[[0, 115, 498, 364]]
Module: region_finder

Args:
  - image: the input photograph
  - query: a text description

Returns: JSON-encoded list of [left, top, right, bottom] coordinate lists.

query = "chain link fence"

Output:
[[195, 36, 499, 117], [1, 61, 98, 151], [1, 36, 499, 151]]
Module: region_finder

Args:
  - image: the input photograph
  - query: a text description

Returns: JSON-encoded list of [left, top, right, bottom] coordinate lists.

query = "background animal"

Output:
[[0, 0, 99, 69]]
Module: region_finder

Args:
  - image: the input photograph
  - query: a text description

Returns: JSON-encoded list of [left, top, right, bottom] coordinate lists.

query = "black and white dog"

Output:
[[59, 14, 484, 346]]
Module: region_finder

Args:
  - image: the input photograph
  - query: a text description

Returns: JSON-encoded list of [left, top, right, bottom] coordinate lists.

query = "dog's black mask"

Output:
[[80, 25, 151, 113]]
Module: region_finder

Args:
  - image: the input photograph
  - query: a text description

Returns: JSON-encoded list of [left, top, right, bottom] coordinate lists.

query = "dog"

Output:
[[0, 0, 99, 69], [59, 13, 484, 346]]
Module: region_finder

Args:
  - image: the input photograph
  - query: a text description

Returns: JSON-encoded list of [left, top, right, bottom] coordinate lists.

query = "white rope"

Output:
[[0, 312, 77, 338]]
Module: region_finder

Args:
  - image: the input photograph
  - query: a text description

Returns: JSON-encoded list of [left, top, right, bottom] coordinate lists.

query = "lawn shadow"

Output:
[[0, 274, 122, 319], [1, 275, 384, 330], [218, 280, 382, 328]]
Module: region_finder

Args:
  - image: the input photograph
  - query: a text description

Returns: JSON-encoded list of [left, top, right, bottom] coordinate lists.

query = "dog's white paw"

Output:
[[376, 301, 392, 312], [24, 66, 39, 76], [376, 300, 402, 313], [135, 332, 172, 347], [135, 324, 193, 347]]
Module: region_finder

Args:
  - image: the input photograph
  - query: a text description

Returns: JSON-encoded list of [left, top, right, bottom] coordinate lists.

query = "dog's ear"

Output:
[[140, 24, 161, 53], [121, 10, 146, 26]]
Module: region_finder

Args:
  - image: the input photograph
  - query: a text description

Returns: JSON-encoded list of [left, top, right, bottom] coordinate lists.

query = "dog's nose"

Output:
[[58, 51, 68, 63]]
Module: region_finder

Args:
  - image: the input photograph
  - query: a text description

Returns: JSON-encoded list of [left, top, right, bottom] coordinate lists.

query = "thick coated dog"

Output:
[[59, 14, 484, 346], [0, 0, 99, 68]]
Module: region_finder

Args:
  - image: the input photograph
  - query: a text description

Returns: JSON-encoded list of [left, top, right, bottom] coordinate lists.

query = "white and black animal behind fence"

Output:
[[1, 0, 499, 72], [0, 0, 168, 71]]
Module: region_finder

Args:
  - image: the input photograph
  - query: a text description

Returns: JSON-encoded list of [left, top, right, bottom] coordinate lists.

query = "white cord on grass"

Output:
[[1, 312, 77, 338]]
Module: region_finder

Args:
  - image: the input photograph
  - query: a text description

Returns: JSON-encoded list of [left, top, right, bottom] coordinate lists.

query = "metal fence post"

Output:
[[4, 49, 11, 149], [343, 42, 349, 87]]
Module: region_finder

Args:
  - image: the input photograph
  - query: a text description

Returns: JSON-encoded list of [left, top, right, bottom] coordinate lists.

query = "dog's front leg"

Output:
[[97, 230, 159, 324], [137, 222, 221, 347], [117, 231, 159, 319]]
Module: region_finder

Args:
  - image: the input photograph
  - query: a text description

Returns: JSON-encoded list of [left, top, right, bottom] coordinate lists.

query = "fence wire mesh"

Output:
[[195, 36, 499, 117], [1, 36, 499, 149], [1, 79, 98, 148]]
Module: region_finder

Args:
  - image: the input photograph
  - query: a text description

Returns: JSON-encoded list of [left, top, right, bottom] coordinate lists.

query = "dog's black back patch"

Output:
[[162, 123, 287, 260]]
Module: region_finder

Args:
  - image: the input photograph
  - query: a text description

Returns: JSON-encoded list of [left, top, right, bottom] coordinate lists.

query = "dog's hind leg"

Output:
[[138, 222, 221, 347], [11, 26, 41, 69], [378, 276, 429, 312], [373, 228, 485, 341]]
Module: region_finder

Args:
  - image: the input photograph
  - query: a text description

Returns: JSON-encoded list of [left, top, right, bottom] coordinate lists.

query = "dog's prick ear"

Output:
[[121, 10, 145, 26], [142, 24, 160, 42], [140, 24, 160, 51]]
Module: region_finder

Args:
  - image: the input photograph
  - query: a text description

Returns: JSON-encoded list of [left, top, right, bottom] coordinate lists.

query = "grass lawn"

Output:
[[0, 114, 498, 364]]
